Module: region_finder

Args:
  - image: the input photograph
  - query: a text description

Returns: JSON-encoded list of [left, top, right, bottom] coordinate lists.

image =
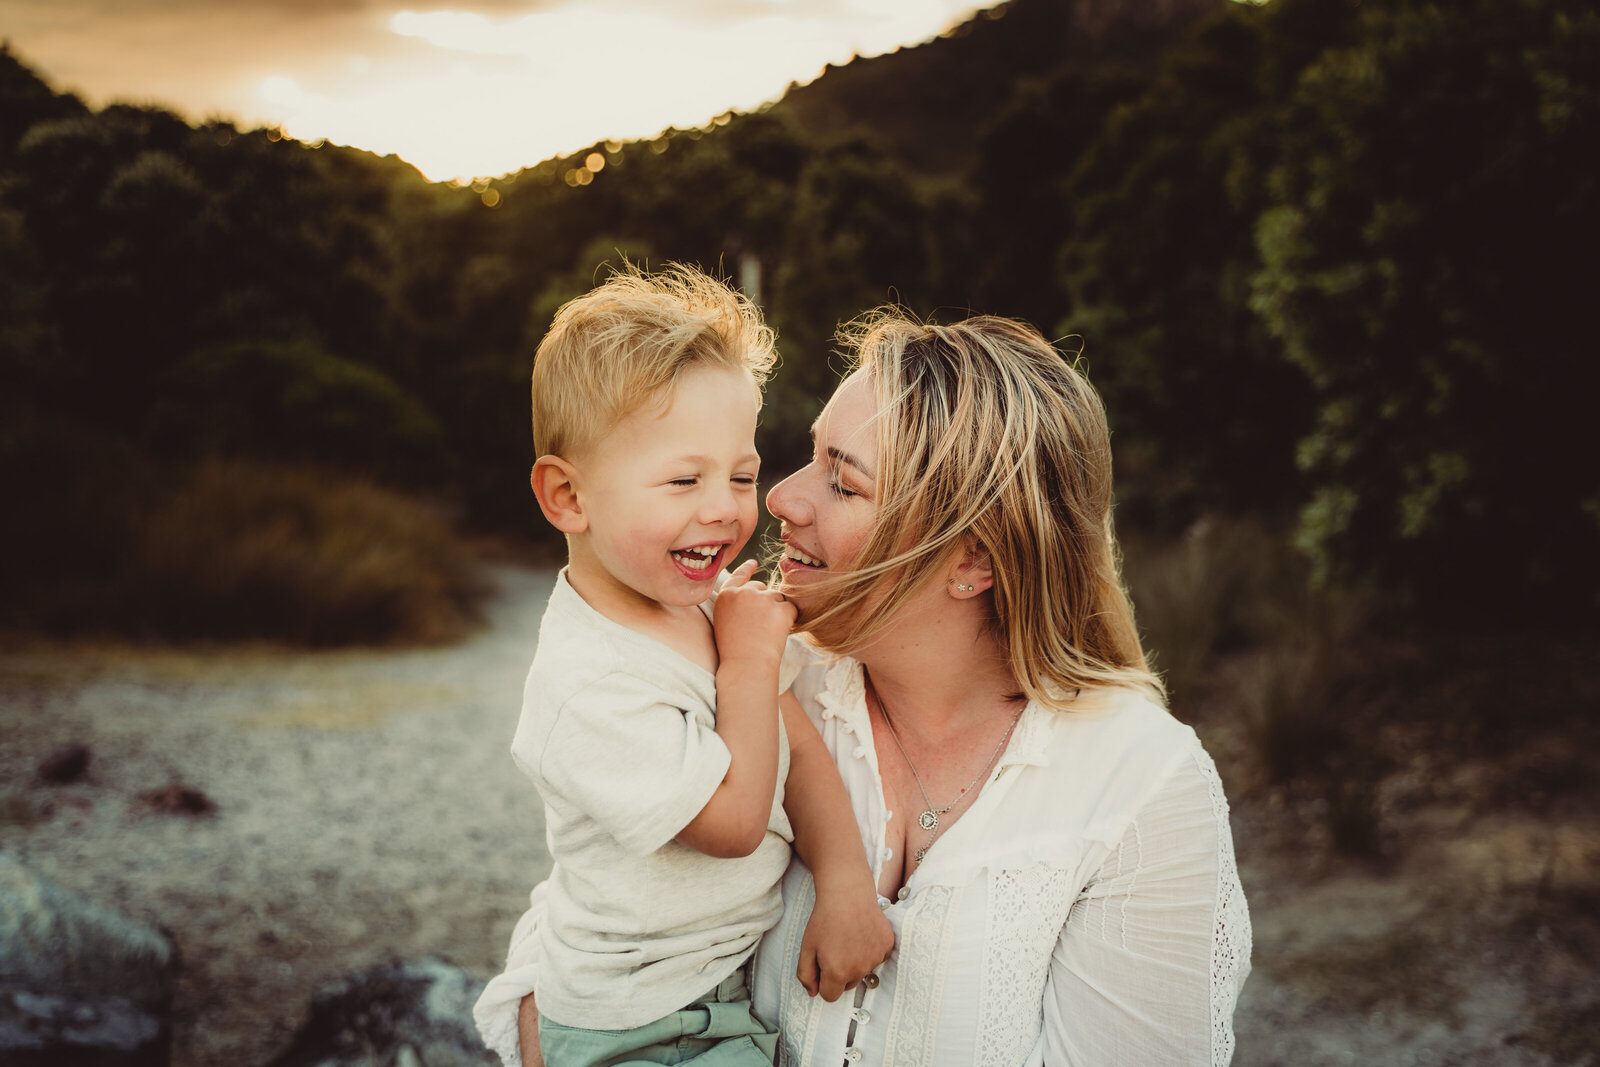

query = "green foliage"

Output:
[[772, 0, 1216, 176], [149, 338, 446, 480], [3, 0, 1594, 640], [1057, 1, 1328, 525], [0, 44, 85, 159], [1248, 0, 1600, 615], [1057, 0, 1598, 617]]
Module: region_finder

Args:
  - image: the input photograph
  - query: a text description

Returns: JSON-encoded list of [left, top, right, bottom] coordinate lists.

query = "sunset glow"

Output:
[[2, 0, 997, 182]]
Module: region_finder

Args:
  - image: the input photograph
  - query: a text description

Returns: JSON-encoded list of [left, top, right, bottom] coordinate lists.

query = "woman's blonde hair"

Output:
[[794, 311, 1164, 708], [531, 262, 776, 459]]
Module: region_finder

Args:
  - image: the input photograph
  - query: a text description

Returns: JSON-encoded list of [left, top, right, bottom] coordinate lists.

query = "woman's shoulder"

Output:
[[1042, 685, 1194, 750], [1021, 686, 1205, 804]]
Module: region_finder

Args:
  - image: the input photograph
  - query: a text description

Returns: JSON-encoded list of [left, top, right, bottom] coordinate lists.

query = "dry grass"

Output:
[[120, 462, 486, 646], [1122, 516, 1302, 706]]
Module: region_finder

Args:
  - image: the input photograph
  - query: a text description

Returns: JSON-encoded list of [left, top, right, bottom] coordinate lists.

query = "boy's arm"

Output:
[[781, 692, 896, 1001], [517, 995, 543, 1067], [676, 561, 793, 859]]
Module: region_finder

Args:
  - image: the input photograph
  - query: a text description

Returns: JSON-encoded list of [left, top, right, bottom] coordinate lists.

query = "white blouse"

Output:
[[474, 648, 1252, 1067]]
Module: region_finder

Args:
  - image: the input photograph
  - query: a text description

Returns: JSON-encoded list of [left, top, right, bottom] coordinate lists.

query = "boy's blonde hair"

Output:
[[531, 262, 777, 459], [791, 311, 1165, 708]]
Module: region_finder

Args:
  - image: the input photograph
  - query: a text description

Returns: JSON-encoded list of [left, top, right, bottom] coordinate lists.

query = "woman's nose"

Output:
[[766, 469, 806, 525]]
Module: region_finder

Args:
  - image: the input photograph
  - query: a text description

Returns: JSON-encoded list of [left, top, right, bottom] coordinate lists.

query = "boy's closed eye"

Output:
[[667, 474, 759, 487]]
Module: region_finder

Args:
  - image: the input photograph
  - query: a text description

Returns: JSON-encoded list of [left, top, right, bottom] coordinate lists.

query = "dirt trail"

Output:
[[3, 565, 1594, 1066], [1, 565, 557, 1066]]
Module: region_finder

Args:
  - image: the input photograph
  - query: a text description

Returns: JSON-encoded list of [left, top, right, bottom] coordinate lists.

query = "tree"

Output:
[[1057, 2, 1332, 524], [1250, 0, 1600, 616]]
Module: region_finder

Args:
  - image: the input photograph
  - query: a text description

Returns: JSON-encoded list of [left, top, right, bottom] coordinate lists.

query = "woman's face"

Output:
[[766, 372, 880, 609]]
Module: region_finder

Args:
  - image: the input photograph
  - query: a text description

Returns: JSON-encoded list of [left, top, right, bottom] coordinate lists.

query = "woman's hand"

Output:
[[797, 886, 896, 1001], [713, 560, 796, 673]]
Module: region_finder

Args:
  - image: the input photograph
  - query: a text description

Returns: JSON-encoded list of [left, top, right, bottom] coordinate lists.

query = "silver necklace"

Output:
[[870, 677, 1024, 865]]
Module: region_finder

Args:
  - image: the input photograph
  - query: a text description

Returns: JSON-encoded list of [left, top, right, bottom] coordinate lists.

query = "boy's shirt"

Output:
[[513, 568, 793, 1030]]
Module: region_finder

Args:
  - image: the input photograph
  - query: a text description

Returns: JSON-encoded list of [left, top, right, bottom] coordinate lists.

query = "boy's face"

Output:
[[568, 364, 762, 612]]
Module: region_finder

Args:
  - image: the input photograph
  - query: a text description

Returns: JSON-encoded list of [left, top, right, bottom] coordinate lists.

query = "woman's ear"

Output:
[[531, 455, 587, 534], [946, 539, 994, 599]]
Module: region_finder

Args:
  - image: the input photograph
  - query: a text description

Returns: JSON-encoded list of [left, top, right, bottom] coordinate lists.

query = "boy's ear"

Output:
[[531, 455, 587, 534]]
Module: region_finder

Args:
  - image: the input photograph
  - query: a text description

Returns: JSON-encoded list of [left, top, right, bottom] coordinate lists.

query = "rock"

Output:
[[0, 790, 41, 829], [267, 958, 491, 1067], [136, 784, 216, 817], [0, 853, 177, 1066], [37, 743, 91, 785]]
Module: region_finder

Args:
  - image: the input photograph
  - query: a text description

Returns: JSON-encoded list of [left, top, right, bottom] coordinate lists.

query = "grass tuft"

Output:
[[123, 462, 485, 646], [1122, 515, 1301, 706]]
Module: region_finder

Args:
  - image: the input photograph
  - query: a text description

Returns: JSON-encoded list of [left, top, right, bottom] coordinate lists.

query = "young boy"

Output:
[[488, 264, 892, 1067]]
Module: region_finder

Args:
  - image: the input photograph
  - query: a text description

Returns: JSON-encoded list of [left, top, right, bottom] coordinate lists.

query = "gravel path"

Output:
[[4, 564, 1594, 1066], [1, 565, 557, 1067]]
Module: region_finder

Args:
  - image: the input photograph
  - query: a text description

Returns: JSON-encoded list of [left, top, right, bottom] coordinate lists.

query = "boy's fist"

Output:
[[713, 560, 796, 670]]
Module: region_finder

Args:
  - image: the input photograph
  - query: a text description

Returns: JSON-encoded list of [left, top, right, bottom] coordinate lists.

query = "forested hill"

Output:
[[770, 0, 1218, 175], [3, 0, 1596, 644]]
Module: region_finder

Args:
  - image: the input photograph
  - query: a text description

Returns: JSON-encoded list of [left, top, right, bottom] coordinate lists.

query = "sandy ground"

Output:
[[2, 564, 1596, 1066], [1, 565, 557, 1066]]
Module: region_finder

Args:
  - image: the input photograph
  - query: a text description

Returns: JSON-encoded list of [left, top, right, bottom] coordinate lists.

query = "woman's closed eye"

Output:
[[827, 475, 859, 499]]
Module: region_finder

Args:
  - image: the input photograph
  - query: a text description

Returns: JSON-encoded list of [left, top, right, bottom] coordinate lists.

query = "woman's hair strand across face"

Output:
[[793, 310, 1164, 709]]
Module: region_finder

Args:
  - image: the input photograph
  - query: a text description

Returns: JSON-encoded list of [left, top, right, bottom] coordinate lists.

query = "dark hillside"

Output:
[[770, 0, 1221, 175]]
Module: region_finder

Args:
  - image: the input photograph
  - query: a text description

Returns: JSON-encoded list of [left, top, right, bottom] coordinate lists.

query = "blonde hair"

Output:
[[793, 311, 1164, 708], [531, 262, 777, 458]]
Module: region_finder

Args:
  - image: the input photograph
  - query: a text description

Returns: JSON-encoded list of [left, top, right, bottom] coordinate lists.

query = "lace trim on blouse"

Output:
[[882, 885, 955, 1067], [776, 873, 821, 1067], [977, 865, 1075, 1067], [1197, 743, 1251, 1066]]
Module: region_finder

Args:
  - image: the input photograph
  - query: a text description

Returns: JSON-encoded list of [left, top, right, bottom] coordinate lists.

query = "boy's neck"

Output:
[[565, 543, 719, 672]]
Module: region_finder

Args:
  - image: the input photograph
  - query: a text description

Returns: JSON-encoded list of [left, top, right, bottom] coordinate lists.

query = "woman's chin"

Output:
[[775, 566, 824, 607]]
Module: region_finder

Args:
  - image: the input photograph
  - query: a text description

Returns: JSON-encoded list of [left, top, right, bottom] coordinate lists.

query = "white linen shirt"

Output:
[[749, 648, 1251, 1067], [474, 640, 1251, 1066]]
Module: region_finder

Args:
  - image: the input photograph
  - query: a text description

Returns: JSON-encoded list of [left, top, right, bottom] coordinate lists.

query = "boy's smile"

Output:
[[564, 363, 762, 622], [670, 542, 728, 576]]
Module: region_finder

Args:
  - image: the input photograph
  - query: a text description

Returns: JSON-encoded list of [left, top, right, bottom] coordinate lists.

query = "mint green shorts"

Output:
[[537, 967, 778, 1067]]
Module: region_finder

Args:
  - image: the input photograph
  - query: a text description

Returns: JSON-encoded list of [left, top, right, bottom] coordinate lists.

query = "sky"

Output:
[[0, 0, 997, 182]]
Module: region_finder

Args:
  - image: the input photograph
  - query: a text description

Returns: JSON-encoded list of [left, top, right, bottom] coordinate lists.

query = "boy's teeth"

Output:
[[672, 545, 719, 571]]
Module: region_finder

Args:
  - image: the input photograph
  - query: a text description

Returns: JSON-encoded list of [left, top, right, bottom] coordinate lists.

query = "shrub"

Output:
[[124, 461, 484, 645], [1122, 515, 1300, 706]]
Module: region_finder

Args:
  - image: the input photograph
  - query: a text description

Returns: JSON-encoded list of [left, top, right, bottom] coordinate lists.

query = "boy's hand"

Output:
[[796, 887, 896, 1002], [713, 560, 796, 672]]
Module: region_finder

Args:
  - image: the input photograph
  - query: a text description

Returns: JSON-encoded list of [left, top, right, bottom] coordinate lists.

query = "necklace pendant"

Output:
[[918, 809, 939, 832]]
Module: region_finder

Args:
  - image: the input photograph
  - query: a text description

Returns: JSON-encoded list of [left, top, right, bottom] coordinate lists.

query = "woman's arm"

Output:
[[780, 690, 895, 1000], [1041, 743, 1252, 1065]]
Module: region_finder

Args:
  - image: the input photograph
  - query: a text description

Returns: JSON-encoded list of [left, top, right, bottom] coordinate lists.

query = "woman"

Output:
[[478, 312, 1251, 1065]]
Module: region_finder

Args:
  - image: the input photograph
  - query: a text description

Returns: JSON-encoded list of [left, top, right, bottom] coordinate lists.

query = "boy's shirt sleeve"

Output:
[[528, 670, 732, 857]]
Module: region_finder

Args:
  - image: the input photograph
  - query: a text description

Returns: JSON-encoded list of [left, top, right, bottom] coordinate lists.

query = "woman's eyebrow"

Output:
[[827, 446, 874, 480], [809, 422, 874, 479]]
